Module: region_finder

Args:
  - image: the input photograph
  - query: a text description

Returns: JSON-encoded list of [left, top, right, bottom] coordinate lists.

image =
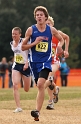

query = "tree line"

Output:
[[0, 0, 81, 68]]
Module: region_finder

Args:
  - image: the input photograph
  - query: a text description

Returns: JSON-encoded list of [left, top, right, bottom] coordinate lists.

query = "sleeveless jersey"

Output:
[[52, 36, 60, 64], [10, 38, 29, 64], [29, 24, 52, 62]]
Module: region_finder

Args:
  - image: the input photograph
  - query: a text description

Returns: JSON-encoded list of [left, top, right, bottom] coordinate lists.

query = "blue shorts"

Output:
[[12, 62, 31, 77], [30, 62, 52, 80]]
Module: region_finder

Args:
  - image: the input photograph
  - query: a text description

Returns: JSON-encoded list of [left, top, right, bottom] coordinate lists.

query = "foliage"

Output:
[[0, 0, 81, 68]]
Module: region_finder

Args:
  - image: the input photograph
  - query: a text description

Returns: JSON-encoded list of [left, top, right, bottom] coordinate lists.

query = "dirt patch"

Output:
[[0, 99, 81, 124]]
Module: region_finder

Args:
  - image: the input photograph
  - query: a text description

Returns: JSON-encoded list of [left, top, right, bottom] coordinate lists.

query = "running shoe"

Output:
[[49, 84, 54, 90], [53, 86, 59, 103], [13, 108, 22, 113], [31, 110, 39, 121], [46, 101, 54, 110], [48, 76, 54, 90]]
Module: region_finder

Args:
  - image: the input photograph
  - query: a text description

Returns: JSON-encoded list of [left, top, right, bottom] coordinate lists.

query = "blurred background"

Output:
[[0, 0, 81, 88], [0, 0, 81, 68]]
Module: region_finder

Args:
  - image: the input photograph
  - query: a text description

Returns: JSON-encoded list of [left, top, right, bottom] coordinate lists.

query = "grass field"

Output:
[[0, 87, 81, 124]]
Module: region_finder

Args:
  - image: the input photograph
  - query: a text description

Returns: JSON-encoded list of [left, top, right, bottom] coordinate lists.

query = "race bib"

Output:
[[52, 48, 55, 56], [15, 54, 24, 63], [35, 41, 48, 52]]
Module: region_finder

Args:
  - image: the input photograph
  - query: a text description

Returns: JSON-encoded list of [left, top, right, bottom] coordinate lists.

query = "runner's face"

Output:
[[35, 11, 46, 24], [46, 20, 53, 27], [12, 30, 21, 41]]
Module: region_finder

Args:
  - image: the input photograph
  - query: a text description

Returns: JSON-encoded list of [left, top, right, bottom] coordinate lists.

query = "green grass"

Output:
[[0, 87, 81, 124], [59, 87, 81, 99], [0, 86, 81, 101]]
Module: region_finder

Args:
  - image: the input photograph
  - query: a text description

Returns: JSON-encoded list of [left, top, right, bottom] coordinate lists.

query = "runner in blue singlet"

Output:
[[21, 6, 64, 121], [29, 24, 52, 81]]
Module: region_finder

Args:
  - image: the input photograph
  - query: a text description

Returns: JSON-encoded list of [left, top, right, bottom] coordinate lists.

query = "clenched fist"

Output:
[[57, 45, 64, 57]]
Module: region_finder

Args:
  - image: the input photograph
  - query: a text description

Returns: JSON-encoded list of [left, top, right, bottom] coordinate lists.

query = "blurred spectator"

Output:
[[0, 57, 8, 88], [59, 57, 70, 86], [8, 56, 14, 88]]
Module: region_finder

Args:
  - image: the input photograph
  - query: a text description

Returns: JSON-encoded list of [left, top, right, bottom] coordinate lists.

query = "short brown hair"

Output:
[[12, 27, 22, 34], [34, 6, 49, 21]]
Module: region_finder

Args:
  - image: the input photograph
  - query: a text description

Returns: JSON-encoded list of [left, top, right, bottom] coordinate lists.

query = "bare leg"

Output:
[[12, 70, 21, 109], [45, 64, 59, 109], [36, 78, 46, 111], [22, 75, 31, 92]]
